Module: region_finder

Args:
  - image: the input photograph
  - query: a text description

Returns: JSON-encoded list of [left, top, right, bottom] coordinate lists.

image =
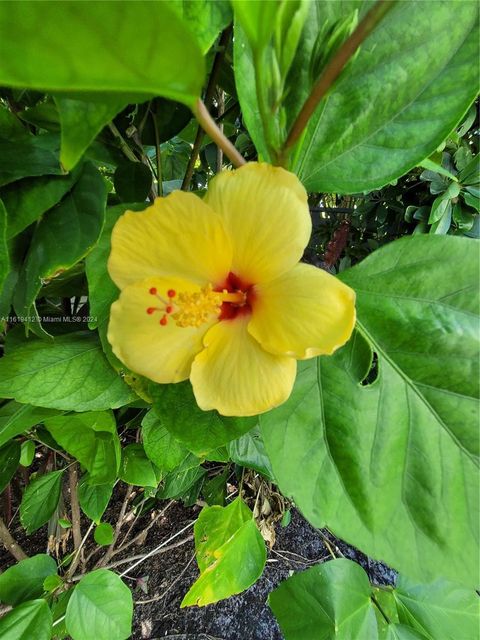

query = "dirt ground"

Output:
[[0, 496, 396, 640]]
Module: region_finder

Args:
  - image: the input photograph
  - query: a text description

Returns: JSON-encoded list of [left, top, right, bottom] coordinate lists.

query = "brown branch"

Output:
[[95, 485, 134, 568], [68, 464, 82, 554], [281, 0, 396, 157], [194, 99, 246, 170], [182, 26, 234, 190], [0, 516, 28, 561]]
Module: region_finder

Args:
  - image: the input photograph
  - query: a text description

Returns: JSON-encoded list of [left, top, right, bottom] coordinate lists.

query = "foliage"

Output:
[[0, 1, 478, 639]]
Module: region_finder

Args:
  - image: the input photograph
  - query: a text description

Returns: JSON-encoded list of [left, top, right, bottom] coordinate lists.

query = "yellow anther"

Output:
[[173, 283, 223, 328]]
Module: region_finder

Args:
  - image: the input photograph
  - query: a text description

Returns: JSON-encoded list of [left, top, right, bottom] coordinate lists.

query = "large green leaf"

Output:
[[150, 381, 256, 456], [269, 559, 378, 639], [20, 470, 63, 534], [0, 332, 137, 411], [0, 401, 60, 448], [0, 599, 52, 640], [0, 554, 57, 606], [181, 498, 266, 606], [14, 161, 106, 322], [227, 425, 274, 480], [0, 2, 204, 106], [65, 569, 132, 640], [44, 412, 120, 484], [261, 235, 479, 587], [291, 1, 479, 192], [1, 171, 80, 240]]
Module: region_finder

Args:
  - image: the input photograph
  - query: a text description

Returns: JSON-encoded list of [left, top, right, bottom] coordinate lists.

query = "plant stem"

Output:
[[108, 122, 138, 163], [68, 464, 82, 554], [0, 516, 27, 561], [194, 99, 246, 170], [97, 485, 134, 568], [182, 26, 233, 190], [281, 0, 395, 160], [151, 107, 163, 197]]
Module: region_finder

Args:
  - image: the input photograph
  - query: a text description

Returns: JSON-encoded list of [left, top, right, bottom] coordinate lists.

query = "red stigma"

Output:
[[167, 289, 176, 298], [159, 315, 168, 326], [146, 307, 155, 315], [149, 287, 157, 295], [165, 305, 173, 314]]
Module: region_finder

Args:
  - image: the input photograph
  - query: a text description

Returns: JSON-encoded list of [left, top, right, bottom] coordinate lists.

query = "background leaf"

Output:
[[45, 412, 120, 484], [0, 554, 57, 606], [0, 440, 20, 494], [0, 599, 52, 640], [14, 161, 106, 323], [290, 1, 479, 192], [269, 558, 378, 639], [20, 470, 63, 534], [150, 381, 256, 456], [78, 475, 114, 524], [65, 569, 132, 640], [113, 162, 152, 203], [0, 332, 137, 411]]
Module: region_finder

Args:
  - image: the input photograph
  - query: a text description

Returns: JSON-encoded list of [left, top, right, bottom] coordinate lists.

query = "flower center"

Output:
[[145, 279, 249, 328]]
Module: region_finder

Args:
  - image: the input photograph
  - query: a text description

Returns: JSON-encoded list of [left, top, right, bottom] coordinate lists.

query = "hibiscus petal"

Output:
[[108, 277, 215, 383], [204, 163, 311, 284], [190, 315, 297, 416], [108, 191, 232, 290], [248, 263, 356, 359]]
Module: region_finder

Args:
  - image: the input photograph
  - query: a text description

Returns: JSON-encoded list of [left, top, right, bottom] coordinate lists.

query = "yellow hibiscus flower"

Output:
[[107, 163, 355, 417]]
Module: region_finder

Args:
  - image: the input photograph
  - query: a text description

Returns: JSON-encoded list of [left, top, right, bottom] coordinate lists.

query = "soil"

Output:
[[1, 494, 396, 640]]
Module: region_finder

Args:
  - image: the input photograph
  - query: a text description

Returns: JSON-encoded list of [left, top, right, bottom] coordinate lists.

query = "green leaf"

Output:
[[291, 1, 479, 193], [78, 475, 114, 524], [227, 425, 275, 480], [261, 235, 479, 587], [459, 153, 480, 186], [55, 96, 128, 171], [0, 401, 60, 448], [20, 470, 63, 534], [0, 332, 137, 411], [0, 440, 20, 494], [158, 454, 206, 500], [19, 440, 35, 467], [44, 412, 120, 484], [0, 554, 57, 605], [269, 559, 378, 639], [150, 381, 256, 456], [232, 0, 279, 52], [43, 574, 63, 593], [202, 466, 229, 506], [65, 569, 132, 640], [0, 599, 52, 640], [14, 161, 107, 322], [0, 199, 9, 291], [181, 497, 266, 607], [0, 2, 204, 106], [168, 0, 232, 53], [114, 161, 152, 203], [0, 137, 63, 187], [1, 171, 80, 240], [94, 522, 114, 546], [393, 575, 480, 639], [119, 444, 160, 488], [418, 158, 458, 182], [141, 409, 189, 473]]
